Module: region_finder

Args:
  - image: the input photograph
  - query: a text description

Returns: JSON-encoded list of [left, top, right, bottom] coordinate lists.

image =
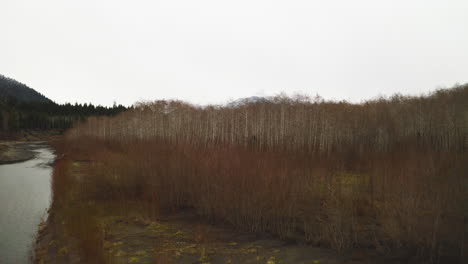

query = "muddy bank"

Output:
[[0, 130, 61, 164], [0, 142, 38, 164], [0, 129, 62, 142]]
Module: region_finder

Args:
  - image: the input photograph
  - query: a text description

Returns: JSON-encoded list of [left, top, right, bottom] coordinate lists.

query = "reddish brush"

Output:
[[49, 86, 468, 263]]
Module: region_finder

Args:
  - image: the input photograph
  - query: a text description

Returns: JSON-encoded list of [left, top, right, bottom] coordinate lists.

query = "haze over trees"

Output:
[[52, 84, 468, 263]]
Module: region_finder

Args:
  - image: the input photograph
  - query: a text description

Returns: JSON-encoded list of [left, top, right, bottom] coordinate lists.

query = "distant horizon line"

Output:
[[52, 82, 466, 108], [3, 72, 465, 108]]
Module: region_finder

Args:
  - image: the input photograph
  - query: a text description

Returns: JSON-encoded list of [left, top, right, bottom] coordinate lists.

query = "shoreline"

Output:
[[0, 141, 37, 165], [0, 130, 62, 165]]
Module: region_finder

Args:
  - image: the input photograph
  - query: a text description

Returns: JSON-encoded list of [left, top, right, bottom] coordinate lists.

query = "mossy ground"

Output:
[[96, 212, 377, 264], [36, 206, 381, 264]]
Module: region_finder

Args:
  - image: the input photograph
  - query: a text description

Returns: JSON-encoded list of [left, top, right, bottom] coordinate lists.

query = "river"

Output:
[[0, 144, 55, 264]]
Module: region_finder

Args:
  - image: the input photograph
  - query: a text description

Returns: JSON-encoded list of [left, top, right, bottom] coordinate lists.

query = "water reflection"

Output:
[[0, 145, 54, 264]]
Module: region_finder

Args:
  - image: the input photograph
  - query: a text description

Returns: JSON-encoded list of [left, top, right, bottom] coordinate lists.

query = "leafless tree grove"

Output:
[[54, 85, 467, 262], [69, 85, 467, 154]]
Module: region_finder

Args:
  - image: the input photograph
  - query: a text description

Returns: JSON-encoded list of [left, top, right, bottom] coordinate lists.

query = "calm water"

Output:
[[0, 145, 54, 264]]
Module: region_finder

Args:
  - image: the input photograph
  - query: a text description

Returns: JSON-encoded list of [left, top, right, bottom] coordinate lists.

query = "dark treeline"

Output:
[[0, 74, 127, 133], [0, 98, 127, 133], [0, 98, 128, 132]]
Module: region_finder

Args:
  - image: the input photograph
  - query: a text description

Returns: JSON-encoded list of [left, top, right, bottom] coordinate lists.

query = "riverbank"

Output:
[[0, 130, 61, 164], [0, 142, 37, 164]]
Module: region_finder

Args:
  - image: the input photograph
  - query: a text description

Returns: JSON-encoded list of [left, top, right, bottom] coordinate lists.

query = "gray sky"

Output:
[[2, 0, 468, 106]]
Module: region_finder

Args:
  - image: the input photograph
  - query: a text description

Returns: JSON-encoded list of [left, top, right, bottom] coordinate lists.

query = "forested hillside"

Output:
[[0, 75, 51, 103], [0, 74, 127, 136]]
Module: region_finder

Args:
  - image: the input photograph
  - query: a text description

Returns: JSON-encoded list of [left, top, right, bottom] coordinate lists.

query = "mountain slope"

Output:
[[0, 74, 51, 103]]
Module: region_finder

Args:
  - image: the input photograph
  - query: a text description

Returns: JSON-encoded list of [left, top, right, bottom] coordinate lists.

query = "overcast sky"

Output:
[[1, 0, 468, 106]]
